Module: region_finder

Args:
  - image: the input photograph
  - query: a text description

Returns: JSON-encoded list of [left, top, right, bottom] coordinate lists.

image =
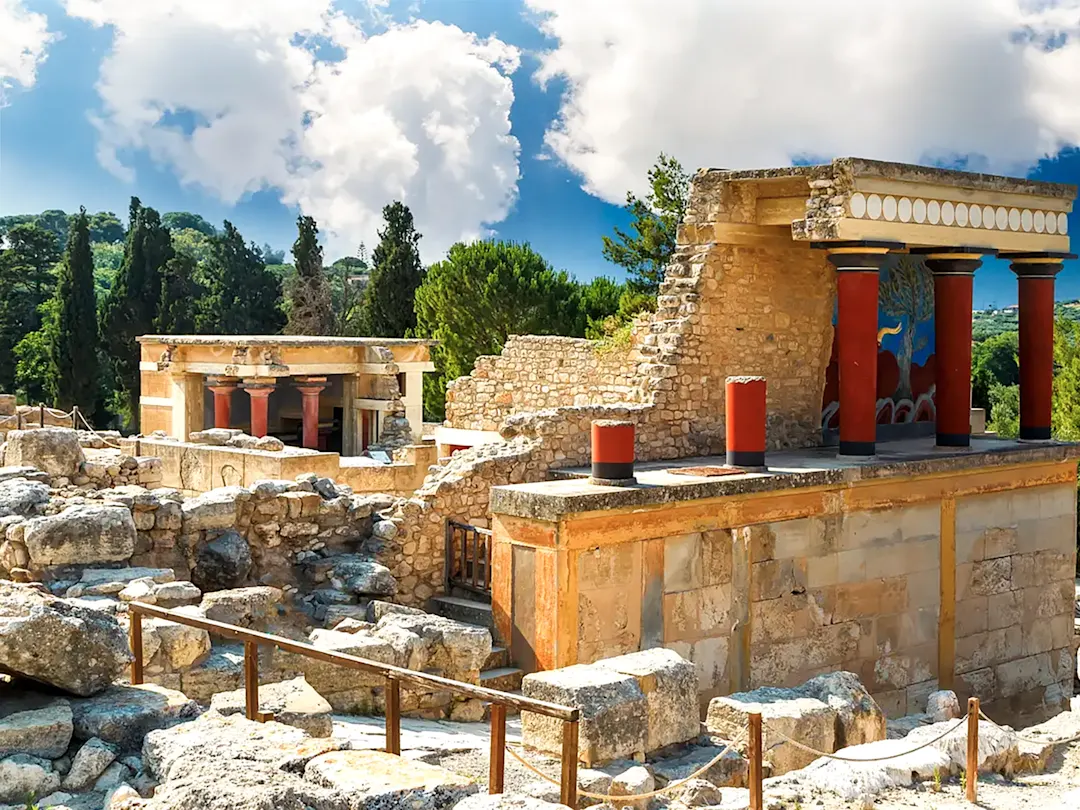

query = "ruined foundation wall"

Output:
[[445, 336, 643, 432]]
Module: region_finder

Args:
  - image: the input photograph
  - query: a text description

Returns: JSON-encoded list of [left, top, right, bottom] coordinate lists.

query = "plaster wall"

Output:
[[491, 460, 1078, 723]]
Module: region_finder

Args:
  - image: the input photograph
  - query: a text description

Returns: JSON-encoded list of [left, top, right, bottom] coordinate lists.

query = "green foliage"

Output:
[[988, 383, 1020, 438], [91, 241, 124, 298], [360, 202, 424, 338], [14, 319, 53, 407], [162, 211, 216, 237], [170, 227, 214, 265], [329, 246, 369, 336], [51, 208, 100, 409], [414, 239, 588, 419], [198, 221, 285, 335], [155, 255, 203, 334], [601, 153, 690, 297], [86, 211, 125, 243], [0, 223, 61, 393], [1051, 317, 1080, 441], [1, 209, 124, 246], [100, 198, 175, 426], [285, 215, 335, 335], [971, 331, 1019, 419]]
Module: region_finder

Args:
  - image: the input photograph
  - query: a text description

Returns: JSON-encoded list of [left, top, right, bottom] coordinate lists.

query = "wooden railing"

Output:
[[127, 602, 580, 805], [445, 520, 493, 595]]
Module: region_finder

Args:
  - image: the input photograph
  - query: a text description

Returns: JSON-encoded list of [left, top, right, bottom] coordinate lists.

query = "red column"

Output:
[[590, 419, 636, 484], [294, 376, 328, 450], [206, 377, 239, 429], [1010, 255, 1070, 441], [827, 246, 894, 457], [924, 252, 983, 447], [725, 376, 766, 468], [242, 382, 275, 438]]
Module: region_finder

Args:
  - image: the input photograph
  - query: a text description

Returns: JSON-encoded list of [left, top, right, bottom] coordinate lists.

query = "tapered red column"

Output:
[[825, 244, 897, 457], [921, 250, 985, 447], [293, 376, 328, 450], [242, 381, 275, 438], [1008, 253, 1074, 441], [206, 377, 239, 430]]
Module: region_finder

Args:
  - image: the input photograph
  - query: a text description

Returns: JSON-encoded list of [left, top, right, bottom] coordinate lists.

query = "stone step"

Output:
[[428, 596, 498, 640], [483, 646, 511, 671], [480, 666, 524, 693]]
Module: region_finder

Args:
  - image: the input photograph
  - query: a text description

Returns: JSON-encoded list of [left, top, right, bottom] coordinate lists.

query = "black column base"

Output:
[[591, 461, 635, 480], [1019, 425, 1052, 441], [936, 432, 971, 448], [838, 440, 875, 457], [726, 450, 765, 468]]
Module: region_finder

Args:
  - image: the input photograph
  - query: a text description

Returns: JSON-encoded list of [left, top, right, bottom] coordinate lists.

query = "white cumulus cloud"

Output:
[[0, 0, 55, 98], [526, 0, 1080, 201], [63, 0, 520, 259]]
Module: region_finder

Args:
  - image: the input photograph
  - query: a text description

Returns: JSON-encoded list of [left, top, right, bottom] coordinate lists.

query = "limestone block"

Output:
[[210, 676, 333, 737], [305, 750, 477, 809], [181, 487, 249, 532], [0, 754, 61, 803], [707, 688, 836, 775], [522, 664, 647, 766], [926, 690, 962, 722], [71, 683, 199, 750], [0, 697, 72, 758], [73, 567, 176, 592], [4, 428, 85, 477], [374, 612, 491, 678], [292, 630, 400, 692], [609, 764, 654, 810], [595, 647, 699, 751], [193, 530, 252, 591], [24, 504, 136, 566], [0, 477, 50, 518], [199, 586, 282, 628], [145, 617, 212, 671], [62, 736, 118, 790], [455, 795, 571, 810], [153, 581, 202, 608], [802, 671, 886, 748], [651, 741, 748, 788]]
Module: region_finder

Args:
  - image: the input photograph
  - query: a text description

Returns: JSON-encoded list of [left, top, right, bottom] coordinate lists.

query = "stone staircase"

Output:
[[430, 593, 525, 703]]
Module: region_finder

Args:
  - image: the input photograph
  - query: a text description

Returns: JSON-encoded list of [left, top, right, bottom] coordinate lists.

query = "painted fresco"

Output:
[[822, 255, 936, 431]]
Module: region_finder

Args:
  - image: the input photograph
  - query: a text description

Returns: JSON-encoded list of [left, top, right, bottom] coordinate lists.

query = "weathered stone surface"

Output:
[[71, 684, 199, 750], [595, 648, 699, 751], [327, 556, 397, 597], [801, 671, 885, 748], [4, 428, 85, 477], [609, 764, 654, 810], [365, 600, 424, 622], [153, 582, 202, 608], [707, 689, 836, 775], [181, 488, 248, 532], [119, 577, 157, 604], [304, 749, 477, 809], [188, 429, 242, 446], [74, 568, 176, 592], [24, 504, 136, 566], [193, 530, 252, 591], [0, 754, 61, 803], [144, 618, 212, 670], [0, 581, 131, 696], [373, 612, 491, 679], [210, 677, 333, 737], [199, 587, 282, 628], [0, 477, 50, 518], [0, 697, 72, 758], [926, 689, 962, 722], [179, 645, 246, 705], [293, 630, 399, 695], [669, 778, 723, 808], [62, 737, 118, 790], [652, 741, 748, 788], [522, 665, 647, 766], [454, 794, 571, 810]]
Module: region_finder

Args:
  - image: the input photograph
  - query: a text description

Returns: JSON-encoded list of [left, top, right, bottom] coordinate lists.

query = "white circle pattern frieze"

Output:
[[843, 194, 1068, 241]]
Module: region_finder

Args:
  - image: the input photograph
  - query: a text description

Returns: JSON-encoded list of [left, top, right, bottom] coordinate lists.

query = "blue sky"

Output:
[[2, 0, 1080, 309]]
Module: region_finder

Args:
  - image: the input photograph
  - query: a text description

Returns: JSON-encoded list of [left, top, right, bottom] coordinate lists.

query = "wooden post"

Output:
[[386, 677, 401, 755], [72, 405, 79, 430], [749, 713, 763, 810], [38, 403, 45, 427], [560, 720, 578, 808], [489, 704, 506, 794], [244, 641, 259, 721], [15, 411, 22, 430], [129, 610, 144, 685], [966, 697, 979, 804]]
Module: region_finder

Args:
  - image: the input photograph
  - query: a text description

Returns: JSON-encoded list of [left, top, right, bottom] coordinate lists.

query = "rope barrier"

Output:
[[76, 408, 123, 449], [759, 712, 971, 763], [978, 709, 1080, 747], [506, 732, 747, 801]]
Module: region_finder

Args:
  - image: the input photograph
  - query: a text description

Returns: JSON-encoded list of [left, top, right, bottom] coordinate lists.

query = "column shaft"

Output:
[[242, 383, 275, 438], [836, 269, 879, 455], [207, 378, 239, 430], [293, 377, 328, 450], [926, 255, 981, 447], [1018, 273, 1056, 440]]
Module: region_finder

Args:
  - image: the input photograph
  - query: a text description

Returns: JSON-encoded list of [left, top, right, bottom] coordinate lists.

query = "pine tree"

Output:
[[51, 208, 100, 409], [360, 202, 423, 337], [0, 223, 60, 392], [155, 254, 202, 334], [198, 221, 285, 335], [100, 198, 174, 425], [285, 215, 334, 335]]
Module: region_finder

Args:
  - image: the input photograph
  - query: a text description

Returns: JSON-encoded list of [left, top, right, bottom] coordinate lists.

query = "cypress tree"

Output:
[[51, 208, 100, 408], [100, 198, 174, 425], [360, 202, 423, 337], [285, 215, 334, 335], [155, 254, 202, 334], [198, 221, 285, 335]]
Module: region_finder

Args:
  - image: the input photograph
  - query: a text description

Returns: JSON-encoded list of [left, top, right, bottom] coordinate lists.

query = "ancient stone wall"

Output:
[[445, 336, 643, 431]]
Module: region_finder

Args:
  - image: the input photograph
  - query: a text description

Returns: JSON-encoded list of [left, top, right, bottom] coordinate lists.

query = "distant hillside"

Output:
[[972, 299, 1080, 341]]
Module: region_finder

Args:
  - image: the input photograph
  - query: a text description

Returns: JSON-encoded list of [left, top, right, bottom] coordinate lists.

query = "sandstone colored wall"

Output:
[[445, 336, 642, 432], [491, 460, 1078, 723]]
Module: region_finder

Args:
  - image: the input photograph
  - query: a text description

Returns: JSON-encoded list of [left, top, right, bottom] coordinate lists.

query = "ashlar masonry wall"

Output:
[[489, 449, 1079, 723]]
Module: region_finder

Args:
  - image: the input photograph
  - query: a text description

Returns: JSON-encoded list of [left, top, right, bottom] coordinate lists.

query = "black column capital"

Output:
[[1002, 252, 1074, 279], [814, 241, 903, 272]]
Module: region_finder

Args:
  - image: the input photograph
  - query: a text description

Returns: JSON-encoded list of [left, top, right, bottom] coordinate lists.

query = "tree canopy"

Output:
[[0, 223, 61, 393], [360, 202, 424, 338], [50, 208, 100, 409], [198, 221, 285, 336], [285, 215, 334, 335], [162, 211, 217, 237]]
